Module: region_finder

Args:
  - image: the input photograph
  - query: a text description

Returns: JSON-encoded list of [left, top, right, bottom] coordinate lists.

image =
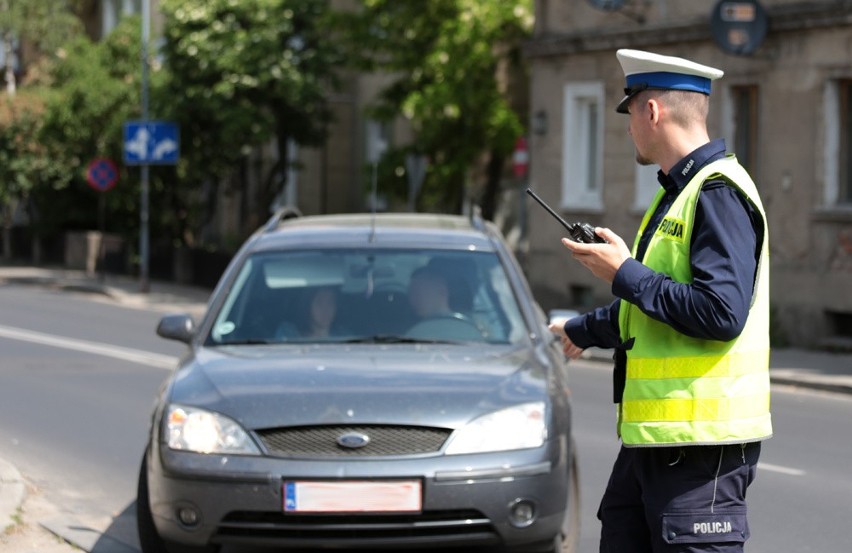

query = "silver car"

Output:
[[137, 211, 579, 553]]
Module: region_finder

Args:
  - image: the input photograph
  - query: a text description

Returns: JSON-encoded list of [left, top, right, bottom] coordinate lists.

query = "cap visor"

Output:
[[616, 94, 631, 114]]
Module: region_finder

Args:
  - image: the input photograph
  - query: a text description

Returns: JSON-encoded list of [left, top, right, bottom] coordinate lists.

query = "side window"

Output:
[[634, 164, 659, 212], [562, 82, 604, 211]]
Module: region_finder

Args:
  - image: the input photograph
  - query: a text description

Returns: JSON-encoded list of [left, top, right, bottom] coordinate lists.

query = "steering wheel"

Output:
[[406, 313, 484, 341]]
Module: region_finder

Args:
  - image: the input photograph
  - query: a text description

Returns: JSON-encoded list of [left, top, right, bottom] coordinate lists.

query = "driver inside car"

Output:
[[405, 265, 484, 342], [407, 265, 454, 320]]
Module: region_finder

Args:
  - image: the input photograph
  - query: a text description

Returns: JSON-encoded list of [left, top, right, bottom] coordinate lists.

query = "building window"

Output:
[[825, 80, 852, 206], [634, 164, 659, 211], [562, 82, 604, 211], [839, 80, 852, 205], [730, 85, 759, 175]]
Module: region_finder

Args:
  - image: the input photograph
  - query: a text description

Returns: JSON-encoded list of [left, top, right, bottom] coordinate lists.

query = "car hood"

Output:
[[168, 344, 549, 430]]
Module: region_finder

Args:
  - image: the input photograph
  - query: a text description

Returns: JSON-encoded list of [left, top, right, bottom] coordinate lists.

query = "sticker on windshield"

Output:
[[216, 321, 236, 335]]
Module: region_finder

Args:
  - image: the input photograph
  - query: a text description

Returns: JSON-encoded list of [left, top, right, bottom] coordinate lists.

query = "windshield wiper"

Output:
[[215, 338, 273, 345]]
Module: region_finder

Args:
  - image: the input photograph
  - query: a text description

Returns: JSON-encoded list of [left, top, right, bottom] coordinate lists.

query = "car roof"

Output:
[[249, 212, 501, 252]]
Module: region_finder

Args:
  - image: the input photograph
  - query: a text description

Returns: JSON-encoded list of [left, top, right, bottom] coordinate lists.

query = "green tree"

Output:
[[34, 17, 176, 263], [0, 91, 70, 260], [0, 0, 83, 259], [344, 0, 532, 217], [0, 0, 81, 96], [159, 0, 345, 234]]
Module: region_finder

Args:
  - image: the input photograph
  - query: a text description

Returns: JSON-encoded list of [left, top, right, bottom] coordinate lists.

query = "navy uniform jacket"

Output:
[[565, 139, 765, 363]]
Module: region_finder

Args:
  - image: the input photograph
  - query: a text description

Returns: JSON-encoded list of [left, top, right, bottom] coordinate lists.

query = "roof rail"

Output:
[[470, 204, 486, 232], [263, 206, 303, 233]]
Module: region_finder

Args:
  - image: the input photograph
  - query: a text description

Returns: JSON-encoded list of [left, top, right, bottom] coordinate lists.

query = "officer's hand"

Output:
[[548, 317, 569, 339], [547, 317, 584, 360], [561, 227, 632, 283]]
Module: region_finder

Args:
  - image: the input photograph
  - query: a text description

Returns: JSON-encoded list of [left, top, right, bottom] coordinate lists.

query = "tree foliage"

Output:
[[0, 0, 84, 258], [0, 92, 67, 210], [0, 0, 82, 94], [34, 17, 164, 241], [159, 0, 345, 232], [343, 0, 532, 216], [2, 0, 533, 265]]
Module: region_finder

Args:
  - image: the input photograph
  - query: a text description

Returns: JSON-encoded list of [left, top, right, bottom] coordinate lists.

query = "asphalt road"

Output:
[[0, 284, 180, 552], [1, 283, 851, 552]]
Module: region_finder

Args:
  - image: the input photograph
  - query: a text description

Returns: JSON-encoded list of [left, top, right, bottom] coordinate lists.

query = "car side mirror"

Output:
[[547, 309, 579, 327], [157, 313, 195, 344]]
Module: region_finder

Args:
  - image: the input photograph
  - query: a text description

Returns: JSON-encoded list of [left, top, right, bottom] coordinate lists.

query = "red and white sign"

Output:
[[86, 157, 119, 192]]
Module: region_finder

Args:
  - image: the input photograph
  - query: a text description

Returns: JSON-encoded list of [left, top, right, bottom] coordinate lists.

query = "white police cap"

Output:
[[616, 49, 724, 114]]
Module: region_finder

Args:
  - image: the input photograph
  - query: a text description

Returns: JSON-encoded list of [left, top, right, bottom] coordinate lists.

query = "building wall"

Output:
[[525, 0, 852, 347]]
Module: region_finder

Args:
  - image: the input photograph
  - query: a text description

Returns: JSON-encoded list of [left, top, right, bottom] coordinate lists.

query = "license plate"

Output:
[[283, 480, 422, 513]]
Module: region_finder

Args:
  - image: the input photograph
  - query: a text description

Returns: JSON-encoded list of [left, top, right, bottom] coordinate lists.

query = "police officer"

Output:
[[549, 49, 771, 552]]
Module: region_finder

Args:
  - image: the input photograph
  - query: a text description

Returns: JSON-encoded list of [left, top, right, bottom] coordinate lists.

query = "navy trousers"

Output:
[[598, 442, 761, 553]]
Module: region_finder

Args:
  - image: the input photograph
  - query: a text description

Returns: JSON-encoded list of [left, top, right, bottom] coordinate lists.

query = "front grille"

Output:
[[256, 425, 452, 458], [214, 509, 499, 548]]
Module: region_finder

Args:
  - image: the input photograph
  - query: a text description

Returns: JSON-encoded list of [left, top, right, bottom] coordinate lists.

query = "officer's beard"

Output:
[[635, 149, 654, 166]]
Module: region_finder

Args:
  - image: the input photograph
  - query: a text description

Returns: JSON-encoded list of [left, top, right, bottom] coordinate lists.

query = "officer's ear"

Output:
[[646, 98, 662, 125]]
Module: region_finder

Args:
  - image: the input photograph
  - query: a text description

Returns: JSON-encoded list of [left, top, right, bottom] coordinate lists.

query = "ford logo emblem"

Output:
[[336, 432, 371, 449]]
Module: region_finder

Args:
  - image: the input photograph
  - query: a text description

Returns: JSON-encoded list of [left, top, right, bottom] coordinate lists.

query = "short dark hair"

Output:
[[639, 89, 709, 128]]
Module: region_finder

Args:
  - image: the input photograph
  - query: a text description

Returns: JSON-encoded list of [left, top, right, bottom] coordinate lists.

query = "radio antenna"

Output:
[[369, 159, 378, 243]]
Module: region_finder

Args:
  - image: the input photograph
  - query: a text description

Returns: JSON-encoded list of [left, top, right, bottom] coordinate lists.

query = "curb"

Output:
[[0, 457, 25, 534], [579, 348, 852, 395], [768, 370, 852, 395], [0, 273, 117, 300]]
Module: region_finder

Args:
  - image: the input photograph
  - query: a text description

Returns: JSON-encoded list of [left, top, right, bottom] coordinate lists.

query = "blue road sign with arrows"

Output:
[[123, 121, 179, 165]]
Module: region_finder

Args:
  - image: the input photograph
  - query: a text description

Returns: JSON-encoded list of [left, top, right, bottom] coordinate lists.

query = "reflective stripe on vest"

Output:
[[617, 155, 772, 446]]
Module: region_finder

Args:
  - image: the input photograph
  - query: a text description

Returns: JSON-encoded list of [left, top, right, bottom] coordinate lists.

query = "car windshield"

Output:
[[206, 248, 529, 346]]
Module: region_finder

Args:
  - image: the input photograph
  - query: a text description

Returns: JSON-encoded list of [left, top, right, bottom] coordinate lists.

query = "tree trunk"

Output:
[[27, 199, 41, 264], [481, 150, 506, 221], [260, 128, 290, 215], [2, 202, 13, 261]]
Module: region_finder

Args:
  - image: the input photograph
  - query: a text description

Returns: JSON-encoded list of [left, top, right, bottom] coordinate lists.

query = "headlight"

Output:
[[165, 404, 260, 455], [444, 402, 547, 455]]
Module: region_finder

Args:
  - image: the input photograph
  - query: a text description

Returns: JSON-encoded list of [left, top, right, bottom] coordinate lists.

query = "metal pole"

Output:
[[139, 0, 150, 293]]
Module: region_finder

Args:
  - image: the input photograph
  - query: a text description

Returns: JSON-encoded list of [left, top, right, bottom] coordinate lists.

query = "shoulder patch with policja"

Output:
[[661, 511, 748, 545]]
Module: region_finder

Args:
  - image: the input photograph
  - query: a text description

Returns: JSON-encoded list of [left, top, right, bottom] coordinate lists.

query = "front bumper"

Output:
[[146, 437, 572, 551]]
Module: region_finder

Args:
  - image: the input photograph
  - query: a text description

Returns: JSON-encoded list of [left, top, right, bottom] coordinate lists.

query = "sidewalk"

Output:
[[0, 265, 212, 317], [1, 264, 851, 552]]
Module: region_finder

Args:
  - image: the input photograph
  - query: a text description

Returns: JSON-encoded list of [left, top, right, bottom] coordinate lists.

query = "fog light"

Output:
[[508, 498, 537, 528], [177, 506, 200, 527]]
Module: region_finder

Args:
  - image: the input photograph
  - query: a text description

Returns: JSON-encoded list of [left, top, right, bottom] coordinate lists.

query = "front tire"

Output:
[[136, 448, 219, 553], [551, 448, 581, 553]]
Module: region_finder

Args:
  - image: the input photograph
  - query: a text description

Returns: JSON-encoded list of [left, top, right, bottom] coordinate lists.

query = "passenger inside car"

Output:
[[278, 285, 346, 340]]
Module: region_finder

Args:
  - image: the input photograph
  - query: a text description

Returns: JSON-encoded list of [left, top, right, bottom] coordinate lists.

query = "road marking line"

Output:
[[758, 462, 805, 476], [0, 324, 176, 369]]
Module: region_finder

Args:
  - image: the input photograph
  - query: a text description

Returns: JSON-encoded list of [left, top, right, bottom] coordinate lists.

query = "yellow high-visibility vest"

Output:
[[617, 155, 772, 446]]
